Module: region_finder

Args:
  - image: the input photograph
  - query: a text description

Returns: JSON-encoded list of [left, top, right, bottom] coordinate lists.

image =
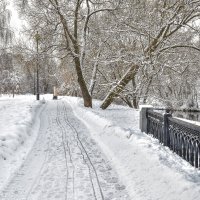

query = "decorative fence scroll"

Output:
[[147, 110, 164, 143], [146, 109, 200, 168]]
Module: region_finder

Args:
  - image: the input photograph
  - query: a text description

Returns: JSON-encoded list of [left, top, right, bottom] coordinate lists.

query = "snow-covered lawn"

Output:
[[0, 95, 200, 200], [0, 95, 46, 190]]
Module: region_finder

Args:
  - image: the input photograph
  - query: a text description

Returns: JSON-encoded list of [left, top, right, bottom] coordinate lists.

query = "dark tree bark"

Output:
[[52, 0, 92, 107], [74, 57, 92, 107]]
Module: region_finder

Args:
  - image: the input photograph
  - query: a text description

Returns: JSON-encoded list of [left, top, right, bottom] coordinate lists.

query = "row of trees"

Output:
[[0, 0, 57, 96], [0, 0, 14, 95], [1, 0, 200, 109]]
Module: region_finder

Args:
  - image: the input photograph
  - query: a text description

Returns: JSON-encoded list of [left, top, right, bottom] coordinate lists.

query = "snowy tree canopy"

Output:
[[4, 0, 200, 109]]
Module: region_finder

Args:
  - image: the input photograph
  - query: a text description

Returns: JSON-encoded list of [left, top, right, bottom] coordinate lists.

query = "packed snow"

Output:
[[0, 95, 199, 200]]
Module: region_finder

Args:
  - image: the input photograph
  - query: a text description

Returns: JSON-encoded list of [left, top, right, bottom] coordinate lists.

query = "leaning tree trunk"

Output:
[[100, 65, 139, 109]]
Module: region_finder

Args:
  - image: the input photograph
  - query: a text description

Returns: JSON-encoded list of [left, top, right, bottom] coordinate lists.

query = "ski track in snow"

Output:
[[0, 100, 130, 200]]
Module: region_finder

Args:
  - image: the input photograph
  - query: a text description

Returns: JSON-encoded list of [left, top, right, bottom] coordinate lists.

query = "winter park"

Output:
[[0, 0, 200, 200]]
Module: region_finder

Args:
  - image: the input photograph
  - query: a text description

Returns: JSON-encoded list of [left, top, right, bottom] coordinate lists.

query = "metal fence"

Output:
[[146, 109, 200, 168]]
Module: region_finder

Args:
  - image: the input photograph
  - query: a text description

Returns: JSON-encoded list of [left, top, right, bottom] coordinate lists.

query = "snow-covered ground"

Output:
[[66, 97, 200, 200], [0, 95, 46, 190], [0, 95, 199, 200]]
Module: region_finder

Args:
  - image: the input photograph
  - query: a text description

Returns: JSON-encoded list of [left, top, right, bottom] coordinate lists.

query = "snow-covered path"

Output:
[[0, 100, 130, 200]]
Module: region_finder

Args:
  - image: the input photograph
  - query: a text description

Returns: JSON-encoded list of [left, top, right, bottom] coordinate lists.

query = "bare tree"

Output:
[[0, 0, 12, 46], [16, 0, 120, 107], [100, 0, 200, 109]]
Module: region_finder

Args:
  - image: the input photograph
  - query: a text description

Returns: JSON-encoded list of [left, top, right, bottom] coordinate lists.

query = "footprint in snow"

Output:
[[115, 184, 126, 191]]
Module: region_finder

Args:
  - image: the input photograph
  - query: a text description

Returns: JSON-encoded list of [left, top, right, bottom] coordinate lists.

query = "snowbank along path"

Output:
[[0, 100, 130, 200]]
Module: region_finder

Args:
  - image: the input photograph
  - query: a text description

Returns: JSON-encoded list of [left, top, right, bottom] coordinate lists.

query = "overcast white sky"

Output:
[[7, 0, 23, 36]]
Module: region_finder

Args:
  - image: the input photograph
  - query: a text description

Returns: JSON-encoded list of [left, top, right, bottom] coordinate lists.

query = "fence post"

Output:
[[163, 111, 172, 146], [139, 105, 153, 133]]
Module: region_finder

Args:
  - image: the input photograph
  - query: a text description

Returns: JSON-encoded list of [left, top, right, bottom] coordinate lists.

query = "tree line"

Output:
[[1, 0, 200, 109]]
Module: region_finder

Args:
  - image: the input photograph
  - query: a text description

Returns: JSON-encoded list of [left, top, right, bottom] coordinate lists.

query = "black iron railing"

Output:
[[146, 109, 200, 168], [147, 110, 164, 143]]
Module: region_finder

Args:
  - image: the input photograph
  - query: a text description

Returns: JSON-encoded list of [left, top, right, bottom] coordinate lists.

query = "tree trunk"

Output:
[[100, 65, 139, 109], [132, 75, 139, 109], [89, 48, 101, 96], [74, 57, 92, 107], [89, 62, 98, 96]]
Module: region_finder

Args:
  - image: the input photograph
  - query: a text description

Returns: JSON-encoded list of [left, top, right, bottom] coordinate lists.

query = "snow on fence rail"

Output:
[[140, 106, 200, 169]]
